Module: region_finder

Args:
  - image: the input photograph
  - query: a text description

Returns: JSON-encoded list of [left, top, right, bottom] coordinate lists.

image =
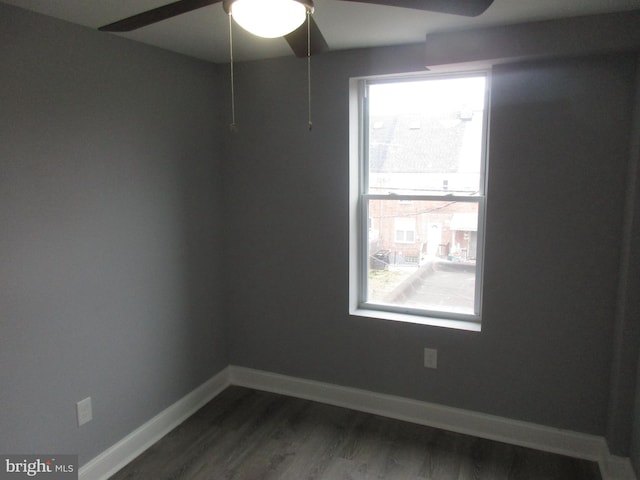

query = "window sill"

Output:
[[350, 308, 482, 332]]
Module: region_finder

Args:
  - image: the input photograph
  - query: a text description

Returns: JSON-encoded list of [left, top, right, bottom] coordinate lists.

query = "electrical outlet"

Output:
[[76, 397, 92, 426], [424, 348, 438, 369]]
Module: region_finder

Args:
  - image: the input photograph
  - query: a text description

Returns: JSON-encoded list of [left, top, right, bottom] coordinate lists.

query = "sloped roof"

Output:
[[369, 114, 469, 173]]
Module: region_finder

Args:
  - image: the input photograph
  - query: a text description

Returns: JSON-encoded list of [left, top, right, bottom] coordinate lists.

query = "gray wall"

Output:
[[0, 3, 227, 464], [627, 57, 640, 476], [610, 53, 640, 465], [223, 48, 637, 442], [634, 357, 640, 475], [3, 0, 640, 468]]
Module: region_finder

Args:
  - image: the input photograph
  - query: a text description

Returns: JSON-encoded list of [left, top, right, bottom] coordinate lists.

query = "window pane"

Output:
[[367, 199, 479, 315], [368, 76, 486, 195]]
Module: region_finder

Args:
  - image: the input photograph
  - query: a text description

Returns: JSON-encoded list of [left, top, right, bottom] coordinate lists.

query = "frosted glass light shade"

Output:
[[229, 0, 310, 38]]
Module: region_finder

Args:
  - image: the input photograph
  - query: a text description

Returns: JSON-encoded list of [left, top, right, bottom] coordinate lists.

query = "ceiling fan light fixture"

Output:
[[224, 0, 314, 38]]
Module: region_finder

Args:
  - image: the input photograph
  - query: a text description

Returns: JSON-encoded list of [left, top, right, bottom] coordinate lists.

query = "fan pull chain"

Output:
[[307, 10, 312, 131], [228, 12, 237, 132]]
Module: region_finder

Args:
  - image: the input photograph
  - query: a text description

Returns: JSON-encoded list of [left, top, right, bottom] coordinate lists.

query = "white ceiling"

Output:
[[4, 0, 640, 63]]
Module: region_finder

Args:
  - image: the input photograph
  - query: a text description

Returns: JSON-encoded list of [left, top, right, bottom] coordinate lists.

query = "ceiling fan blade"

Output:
[[337, 0, 494, 17], [284, 15, 330, 58], [99, 0, 223, 32]]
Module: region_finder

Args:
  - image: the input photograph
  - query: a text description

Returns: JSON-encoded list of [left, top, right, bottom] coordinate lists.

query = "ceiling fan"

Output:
[[99, 0, 495, 58]]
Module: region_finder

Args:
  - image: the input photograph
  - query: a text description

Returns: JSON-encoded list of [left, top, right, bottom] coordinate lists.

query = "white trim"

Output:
[[79, 366, 637, 480], [350, 307, 482, 332], [228, 366, 637, 480], [79, 368, 230, 480]]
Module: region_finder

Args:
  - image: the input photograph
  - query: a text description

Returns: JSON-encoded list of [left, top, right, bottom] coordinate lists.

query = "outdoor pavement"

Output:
[[387, 259, 476, 314]]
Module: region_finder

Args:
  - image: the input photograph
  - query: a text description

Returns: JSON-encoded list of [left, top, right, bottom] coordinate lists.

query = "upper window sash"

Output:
[[362, 72, 490, 200]]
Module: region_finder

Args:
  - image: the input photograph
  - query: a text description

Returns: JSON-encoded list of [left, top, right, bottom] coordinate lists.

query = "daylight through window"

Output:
[[352, 72, 489, 325]]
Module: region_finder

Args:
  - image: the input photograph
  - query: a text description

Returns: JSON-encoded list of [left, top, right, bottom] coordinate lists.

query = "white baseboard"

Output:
[[78, 368, 230, 480], [79, 365, 636, 480], [228, 366, 637, 480]]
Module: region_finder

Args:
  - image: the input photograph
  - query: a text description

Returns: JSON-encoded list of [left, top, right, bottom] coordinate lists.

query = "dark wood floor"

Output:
[[110, 386, 602, 480]]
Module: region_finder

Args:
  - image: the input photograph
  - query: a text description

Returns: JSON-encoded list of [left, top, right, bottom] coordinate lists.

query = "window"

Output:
[[394, 217, 416, 243], [349, 72, 489, 329]]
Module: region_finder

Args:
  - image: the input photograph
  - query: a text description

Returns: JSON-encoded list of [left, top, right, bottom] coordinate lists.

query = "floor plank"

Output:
[[109, 386, 602, 480]]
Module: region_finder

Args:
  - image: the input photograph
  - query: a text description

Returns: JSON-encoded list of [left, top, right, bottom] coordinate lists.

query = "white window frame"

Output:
[[348, 71, 490, 331], [394, 217, 416, 244]]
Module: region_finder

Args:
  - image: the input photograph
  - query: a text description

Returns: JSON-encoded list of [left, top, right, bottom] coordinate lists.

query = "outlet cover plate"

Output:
[[424, 348, 438, 369], [77, 397, 92, 426]]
